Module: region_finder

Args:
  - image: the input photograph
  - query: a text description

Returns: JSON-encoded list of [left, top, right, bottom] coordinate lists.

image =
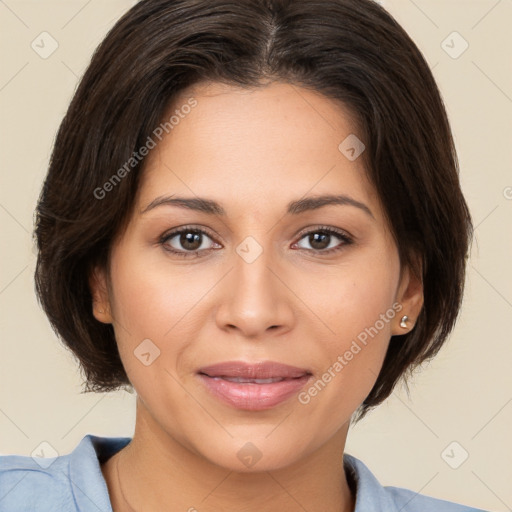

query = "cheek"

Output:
[[107, 246, 225, 383], [299, 248, 400, 348], [109, 246, 211, 336], [293, 249, 400, 415]]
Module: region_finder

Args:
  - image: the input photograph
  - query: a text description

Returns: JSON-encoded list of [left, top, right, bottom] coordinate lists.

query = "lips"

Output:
[[198, 361, 311, 380], [197, 361, 312, 410]]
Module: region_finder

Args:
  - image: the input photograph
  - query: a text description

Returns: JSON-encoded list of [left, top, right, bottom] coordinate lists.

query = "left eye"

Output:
[[294, 229, 352, 252]]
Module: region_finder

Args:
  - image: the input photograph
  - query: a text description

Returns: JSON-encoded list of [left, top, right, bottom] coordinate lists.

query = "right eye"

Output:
[[159, 226, 221, 258]]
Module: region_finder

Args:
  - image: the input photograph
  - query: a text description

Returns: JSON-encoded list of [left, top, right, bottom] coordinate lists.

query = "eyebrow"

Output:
[[140, 194, 375, 219]]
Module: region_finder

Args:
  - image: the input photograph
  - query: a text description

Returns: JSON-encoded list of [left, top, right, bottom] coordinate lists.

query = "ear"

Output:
[[392, 259, 424, 336], [88, 265, 113, 324]]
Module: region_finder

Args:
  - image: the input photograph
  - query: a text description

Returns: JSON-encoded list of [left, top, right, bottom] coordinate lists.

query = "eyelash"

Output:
[[158, 225, 353, 258]]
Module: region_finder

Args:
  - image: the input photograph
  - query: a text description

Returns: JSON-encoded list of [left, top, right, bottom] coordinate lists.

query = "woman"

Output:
[[0, 0, 488, 510]]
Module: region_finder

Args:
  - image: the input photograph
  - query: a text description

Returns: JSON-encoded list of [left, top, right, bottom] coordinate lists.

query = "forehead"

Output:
[[137, 81, 381, 219]]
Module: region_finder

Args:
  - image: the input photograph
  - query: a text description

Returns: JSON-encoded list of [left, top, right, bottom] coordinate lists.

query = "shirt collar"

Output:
[[70, 434, 131, 512], [344, 453, 400, 512]]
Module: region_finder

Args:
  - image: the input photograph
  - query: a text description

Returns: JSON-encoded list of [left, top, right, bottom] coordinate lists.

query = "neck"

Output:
[[103, 399, 355, 512]]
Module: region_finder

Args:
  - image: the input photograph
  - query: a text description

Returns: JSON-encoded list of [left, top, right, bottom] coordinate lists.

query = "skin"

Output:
[[91, 81, 424, 512]]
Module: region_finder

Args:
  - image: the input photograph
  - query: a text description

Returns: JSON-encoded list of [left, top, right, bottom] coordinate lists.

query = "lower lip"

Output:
[[197, 374, 311, 411]]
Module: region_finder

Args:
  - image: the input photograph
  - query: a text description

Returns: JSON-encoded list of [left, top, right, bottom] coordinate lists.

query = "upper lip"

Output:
[[198, 361, 311, 379]]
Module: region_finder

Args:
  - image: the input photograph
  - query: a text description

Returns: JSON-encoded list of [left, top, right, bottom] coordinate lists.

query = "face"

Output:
[[91, 81, 423, 472]]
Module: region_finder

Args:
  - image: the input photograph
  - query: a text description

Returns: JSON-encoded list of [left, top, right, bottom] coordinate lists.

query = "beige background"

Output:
[[0, 0, 511, 510]]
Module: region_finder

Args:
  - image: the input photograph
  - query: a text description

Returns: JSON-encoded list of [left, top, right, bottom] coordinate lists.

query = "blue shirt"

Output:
[[0, 434, 488, 511]]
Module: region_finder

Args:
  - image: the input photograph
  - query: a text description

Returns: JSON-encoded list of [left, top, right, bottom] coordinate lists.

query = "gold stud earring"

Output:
[[400, 315, 409, 329]]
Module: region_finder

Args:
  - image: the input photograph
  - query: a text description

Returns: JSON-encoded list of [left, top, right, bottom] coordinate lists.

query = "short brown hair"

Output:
[[34, 0, 473, 421]]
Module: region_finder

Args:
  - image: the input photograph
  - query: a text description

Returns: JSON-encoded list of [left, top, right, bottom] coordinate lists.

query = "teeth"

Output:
[[216, 376, 285, 384]]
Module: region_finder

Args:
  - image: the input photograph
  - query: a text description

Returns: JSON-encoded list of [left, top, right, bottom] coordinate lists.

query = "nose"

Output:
[[214, 242, 295, 339]]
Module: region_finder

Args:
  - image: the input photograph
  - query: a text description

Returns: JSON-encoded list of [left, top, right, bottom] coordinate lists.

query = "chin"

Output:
[[188, 431, 315, 473]]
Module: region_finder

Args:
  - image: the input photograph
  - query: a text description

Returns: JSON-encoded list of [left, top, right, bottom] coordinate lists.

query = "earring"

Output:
[[400, 315, 409, 328]]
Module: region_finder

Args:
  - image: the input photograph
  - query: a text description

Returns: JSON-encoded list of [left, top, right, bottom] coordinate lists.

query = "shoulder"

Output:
[[343, 453, 489, 512], [0, 449, 76, 511], [385, 485, 489, 511], [0, 434, 131, 512]]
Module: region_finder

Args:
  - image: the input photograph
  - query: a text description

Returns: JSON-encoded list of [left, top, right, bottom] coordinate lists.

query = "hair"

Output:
[[34, 0, 473, 421]]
